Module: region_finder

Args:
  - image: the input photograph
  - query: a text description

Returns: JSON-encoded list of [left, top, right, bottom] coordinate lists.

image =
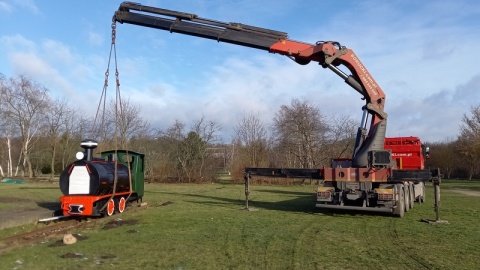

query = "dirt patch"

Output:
[[160, 201, 173, 206], [60, 252, 84, 259], [102, 218, 139, 230], [450, 189, 480, 197], [0, 208, 55, 230], [100, 253, 117, 259], [0, 197, 31, 203], [93, 253, 117, 265]]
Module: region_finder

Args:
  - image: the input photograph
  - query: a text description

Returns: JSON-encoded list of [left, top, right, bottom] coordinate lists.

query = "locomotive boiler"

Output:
[[59, 139, 145, 217]]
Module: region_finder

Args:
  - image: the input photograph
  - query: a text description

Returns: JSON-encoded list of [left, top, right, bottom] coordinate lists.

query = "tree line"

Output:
[[427, 105, 480, 180], [0, 74, 478, 182]]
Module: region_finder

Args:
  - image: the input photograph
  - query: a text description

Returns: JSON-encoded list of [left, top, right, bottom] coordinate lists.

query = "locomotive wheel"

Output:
[[106, 199, 115, 216], [116, 197, 126, 213]]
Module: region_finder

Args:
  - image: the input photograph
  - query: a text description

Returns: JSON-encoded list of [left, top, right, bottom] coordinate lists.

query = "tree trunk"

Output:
[[468, 167, 473, 181], [26, 157, 33, 178], [23, 146, 33, 178], [50, 144, 56, 181], [15, 150, 23, 177], [61, 136, 71, 169], [7, 137, 13, 177]]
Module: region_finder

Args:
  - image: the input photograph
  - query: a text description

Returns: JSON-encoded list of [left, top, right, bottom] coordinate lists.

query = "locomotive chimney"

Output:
[[80, 139, 98, 161]]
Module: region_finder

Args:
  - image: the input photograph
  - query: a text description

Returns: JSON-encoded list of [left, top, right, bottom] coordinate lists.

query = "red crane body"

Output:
[[113, 2, 439, 217]]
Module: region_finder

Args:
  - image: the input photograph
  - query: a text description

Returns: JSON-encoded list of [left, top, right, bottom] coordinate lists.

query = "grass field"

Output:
[[0, 183, 59, 212], [0, 179, 479, 270]]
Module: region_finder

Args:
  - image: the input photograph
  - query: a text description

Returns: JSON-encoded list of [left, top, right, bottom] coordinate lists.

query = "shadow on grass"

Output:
[[193, 194, 317, 213], [315, 208, 395, 218], [184, 194, 392, 217], [254, 189, 313, 196], [146, 190, 395, 217], [154, 190, 317, 213], [36, 201, 61, 211], [19, 187, 59, 190]]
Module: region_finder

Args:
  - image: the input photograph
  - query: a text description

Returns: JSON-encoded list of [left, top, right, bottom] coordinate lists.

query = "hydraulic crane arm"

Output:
[[114, 2, 385, 104], [115, 2, 288, 51], [113, 2, 388, 167]]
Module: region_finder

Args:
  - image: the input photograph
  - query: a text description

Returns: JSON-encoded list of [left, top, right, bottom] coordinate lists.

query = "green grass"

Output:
[[441, 179, 480, 191], [0, 182, 60, 212], [0, 180, 479, 269]]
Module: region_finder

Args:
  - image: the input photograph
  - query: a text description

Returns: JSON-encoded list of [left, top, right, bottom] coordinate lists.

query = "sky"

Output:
[[1, 0, 479, 143]]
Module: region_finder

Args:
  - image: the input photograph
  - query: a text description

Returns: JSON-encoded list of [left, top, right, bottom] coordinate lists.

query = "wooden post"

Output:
[[434, 178, 441, 221], [421, 176, 448, 224], [244, 173, 250, 210]]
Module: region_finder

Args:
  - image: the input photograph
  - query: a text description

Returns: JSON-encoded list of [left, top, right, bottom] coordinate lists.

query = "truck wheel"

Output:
[[393, 186, 405, 218], [409, 184, 414, 209], [404, 186, 410, 212], [420, 182, 426, 203]]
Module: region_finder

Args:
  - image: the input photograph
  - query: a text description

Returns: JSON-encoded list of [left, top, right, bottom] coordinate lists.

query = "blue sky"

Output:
[[1, 0, 479, 143]]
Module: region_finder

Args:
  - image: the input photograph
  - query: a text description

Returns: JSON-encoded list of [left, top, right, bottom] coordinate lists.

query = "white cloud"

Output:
[[9, 51, 75, 95], [110, 1, 480, 142], [0, 1, 12, 12], [87, 31, 103, 46], [1, 0, 479, 144], [1, 34, 36, 52], [0, 34, 108, 117], [13, 0, 39, 14], [42, 39, 74, 64]]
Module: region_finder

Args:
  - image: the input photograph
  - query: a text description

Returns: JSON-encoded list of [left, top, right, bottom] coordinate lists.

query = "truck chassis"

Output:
[[244, 167, 440, 217]]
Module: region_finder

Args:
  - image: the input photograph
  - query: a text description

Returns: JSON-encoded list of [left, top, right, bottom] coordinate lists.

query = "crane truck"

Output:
[[113, 2, 440, 217]]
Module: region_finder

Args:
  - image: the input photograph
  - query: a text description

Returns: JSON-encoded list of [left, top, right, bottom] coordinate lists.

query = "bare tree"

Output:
[[174, 117, 221, 182], [154, 117, 221, 182], [0, 119, 17, 177], [427, 139, 460, 179], [44, 98, 76, 180], [233, 111, 269, 167], [57, 113, 91, 169], [0, 74, 18, 177], [102, 97, 151, 149], [457, 105, 480, 180], [324, 114, 357, 159], [0, 75, 50, 178], [0, 76, 17, 177], [163, 120, 186, 181], [191, 116, 221, 179], [273, 98, 329, 168], [177, 131, 203, 182]]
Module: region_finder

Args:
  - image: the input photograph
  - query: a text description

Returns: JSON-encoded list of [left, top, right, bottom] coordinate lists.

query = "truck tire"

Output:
[[404, 186, 410, 212], [409, 183, 414, 209], [420, 182, 426, 203], [393, 185, 405, 218]]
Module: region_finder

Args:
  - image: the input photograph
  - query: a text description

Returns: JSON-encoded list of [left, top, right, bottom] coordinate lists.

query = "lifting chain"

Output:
[[94, 21, 133, 214], [91, 22, 120, 139]]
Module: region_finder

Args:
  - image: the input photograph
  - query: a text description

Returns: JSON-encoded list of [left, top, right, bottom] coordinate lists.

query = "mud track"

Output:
[[449, 189, 480, 197], [0, 202, 148, 255], [0, 219, 86, 255]]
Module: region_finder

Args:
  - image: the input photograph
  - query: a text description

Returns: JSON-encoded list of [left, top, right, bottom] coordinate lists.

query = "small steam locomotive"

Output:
[[59, 139, 145, 217]]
